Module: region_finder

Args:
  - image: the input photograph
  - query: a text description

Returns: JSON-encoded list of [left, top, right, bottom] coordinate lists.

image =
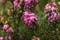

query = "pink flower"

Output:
[[2, 24, 13, 40], [44, 2, 57, 23], [2, 24, 13, 33], [44, 4, 51, 13], [0, 37, 4, 40], [47, 12, 57, 22], [22, 11, 38, 29], [7, 35, 13, 40], [2, 24, 9, 32], [24, 0, 38, 11], [30, 13, 38, 22], [6, 27, 13, 40], [44, 3, 57, 13], [13, 0, 20, 8]]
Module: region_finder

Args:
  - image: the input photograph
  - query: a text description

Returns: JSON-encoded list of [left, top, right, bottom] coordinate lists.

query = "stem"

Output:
[[34, 22, 51, 40], [13, 0, 24, 40]]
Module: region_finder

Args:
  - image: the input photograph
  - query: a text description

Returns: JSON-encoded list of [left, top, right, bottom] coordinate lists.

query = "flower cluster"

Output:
[[47, 12, 57, 22], [24, 0, 38, 11], [44, 2, 57, 14], [2, 24, 13, 40], [22, 0, 38, 29], [22, 11, 38, 29], [13, 0, 20, 8], [44, 2, 57, 22], [0, 37, 4, 40]]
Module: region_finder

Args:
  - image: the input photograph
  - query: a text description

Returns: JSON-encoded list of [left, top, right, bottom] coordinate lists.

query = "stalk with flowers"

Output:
[[0, 0, 60, 40], [44, 0, 60, 40]]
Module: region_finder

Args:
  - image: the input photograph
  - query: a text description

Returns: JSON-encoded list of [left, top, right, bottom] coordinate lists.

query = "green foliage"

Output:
[[0, 0, 60, 40]]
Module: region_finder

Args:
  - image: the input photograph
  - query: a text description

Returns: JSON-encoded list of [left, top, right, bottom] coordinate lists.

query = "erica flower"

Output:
[[44, 2, 58, 23], [44, 2, 57, 14], [6, 27, 13, 40], [2, 24, 13, 40], [7, 35, 13, 40], [2, 24, 9, 32], [47, 12, 57, 22], [22, 11, 38, 29], [13, 0, 20, 8], [2, 24, 13, 33], [7, 32, 13, 40], [0, 37, 4, 40], [44, 4, 51, 13], [24, 0, 38, 11]]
